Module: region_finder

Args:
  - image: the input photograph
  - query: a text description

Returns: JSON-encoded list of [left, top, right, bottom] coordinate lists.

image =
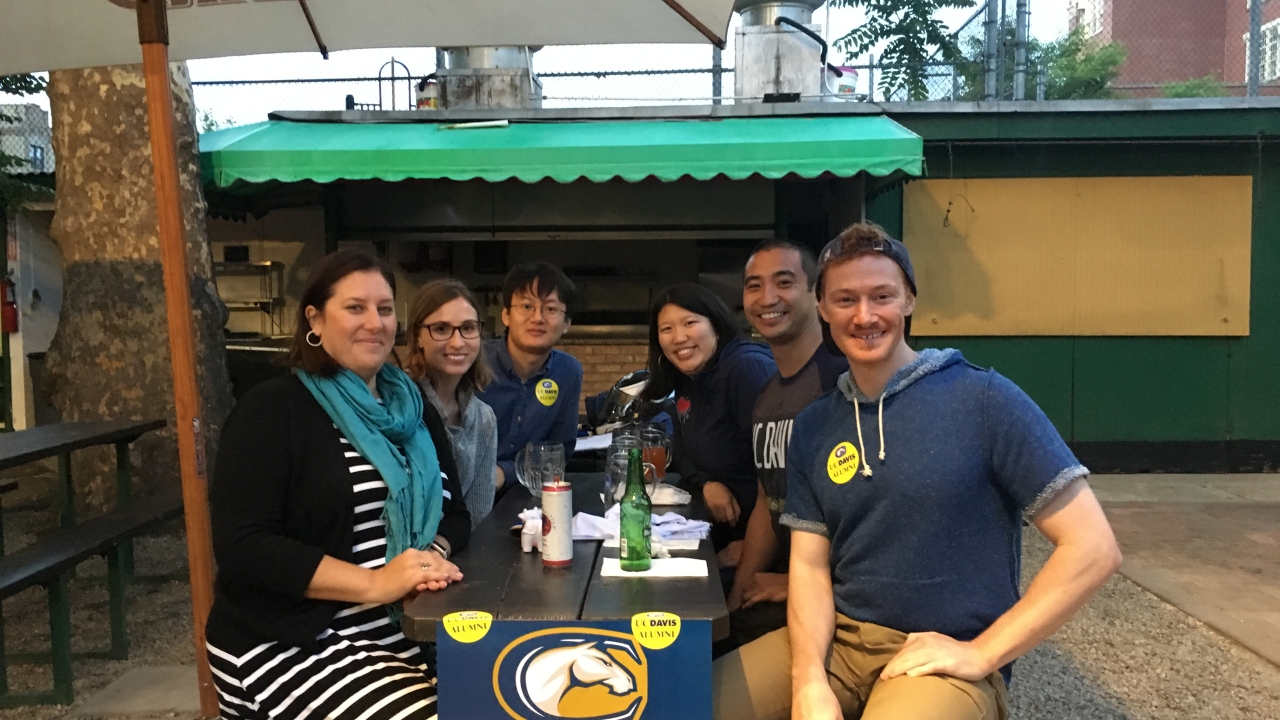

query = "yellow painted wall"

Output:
[[903, 176, 1253, 336]]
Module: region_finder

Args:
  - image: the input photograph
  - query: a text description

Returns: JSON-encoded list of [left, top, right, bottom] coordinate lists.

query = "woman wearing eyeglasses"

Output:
[[407, 279, 499, 527]]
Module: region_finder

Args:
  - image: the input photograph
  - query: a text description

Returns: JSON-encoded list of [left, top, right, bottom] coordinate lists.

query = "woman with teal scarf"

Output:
[[206, 250, 470, 720]]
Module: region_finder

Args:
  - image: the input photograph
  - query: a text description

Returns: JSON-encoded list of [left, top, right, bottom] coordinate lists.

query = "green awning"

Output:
[[199, 116, 922, 188]]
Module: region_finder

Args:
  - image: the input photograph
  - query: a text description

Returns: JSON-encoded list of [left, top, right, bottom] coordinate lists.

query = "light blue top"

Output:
[[419, 380, 498, 529]]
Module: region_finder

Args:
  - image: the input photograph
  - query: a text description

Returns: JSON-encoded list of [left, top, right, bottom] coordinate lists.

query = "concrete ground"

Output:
[[0, 470, 1274, 718], [1091, 474, 1280, 668]]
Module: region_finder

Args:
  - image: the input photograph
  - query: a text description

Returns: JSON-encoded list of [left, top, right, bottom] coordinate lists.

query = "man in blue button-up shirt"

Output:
[[477, 262, 583, 490]]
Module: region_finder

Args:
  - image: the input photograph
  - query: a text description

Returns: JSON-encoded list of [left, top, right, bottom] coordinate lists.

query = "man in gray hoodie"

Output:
[[712, 224, 1122, 720]]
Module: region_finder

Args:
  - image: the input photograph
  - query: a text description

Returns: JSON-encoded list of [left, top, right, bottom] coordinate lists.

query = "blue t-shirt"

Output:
[[476, 338, 583, 482], [782, 349, 1086, 676]]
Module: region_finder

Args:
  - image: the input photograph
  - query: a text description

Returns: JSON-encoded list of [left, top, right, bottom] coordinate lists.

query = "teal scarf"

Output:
[[295, 365, 443, 563]]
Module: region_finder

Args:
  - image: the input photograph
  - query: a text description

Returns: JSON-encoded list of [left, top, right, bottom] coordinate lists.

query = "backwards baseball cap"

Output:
[[816, 223, 918, 346], [816, 224, 917, 297]]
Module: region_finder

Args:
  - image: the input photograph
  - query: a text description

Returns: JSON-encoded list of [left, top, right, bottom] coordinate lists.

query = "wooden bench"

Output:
[[0, 490, 183, 706], [0, 419, 169, 706]]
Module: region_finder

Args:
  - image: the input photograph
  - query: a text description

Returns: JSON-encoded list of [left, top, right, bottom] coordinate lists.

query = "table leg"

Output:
[[57, 452, 73, 529], [0, 594, 7, 696], [107, 548, 129, 659], [115, 442, 134, 576], [47, 575, 72, 706]]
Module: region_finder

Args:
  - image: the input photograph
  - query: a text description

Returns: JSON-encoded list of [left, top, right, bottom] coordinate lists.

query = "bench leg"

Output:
[[48, 575, 72, 705], [0, 596, 8, 695], [107, 548, 129, 660], [115, 442, 135, 577], [58, 452, 74, 529]]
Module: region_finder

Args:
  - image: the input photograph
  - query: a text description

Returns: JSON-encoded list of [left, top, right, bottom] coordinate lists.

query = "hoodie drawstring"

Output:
[[853, 395, 887, 477], [853, 397, 871, 476], [878, 396, 886, 461]]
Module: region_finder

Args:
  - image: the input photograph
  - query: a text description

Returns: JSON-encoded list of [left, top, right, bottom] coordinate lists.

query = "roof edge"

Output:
[[266, 97, 1280, 124]]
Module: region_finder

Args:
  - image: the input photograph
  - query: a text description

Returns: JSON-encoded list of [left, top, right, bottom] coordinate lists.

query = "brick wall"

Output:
[[557, 341, 650, 412], [1110, 0, 1227, 87]]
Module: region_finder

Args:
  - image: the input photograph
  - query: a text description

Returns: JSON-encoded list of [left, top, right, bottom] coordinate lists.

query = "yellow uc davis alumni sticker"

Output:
[[827, 442, 861, 484], [631, 612, 681, 650], [535, 379, 560, 407], [442, 610, 492, 643]]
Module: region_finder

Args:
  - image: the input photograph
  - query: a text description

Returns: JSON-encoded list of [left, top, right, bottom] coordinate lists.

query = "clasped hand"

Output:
[[369, 548, 463, 605]]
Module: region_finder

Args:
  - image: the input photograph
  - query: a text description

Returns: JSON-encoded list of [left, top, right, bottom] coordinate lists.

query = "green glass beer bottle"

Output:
[[619, 447, 652, 571]]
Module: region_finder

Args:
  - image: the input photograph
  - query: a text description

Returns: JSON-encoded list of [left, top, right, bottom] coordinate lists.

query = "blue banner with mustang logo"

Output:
[[436, 611, 712, 720]]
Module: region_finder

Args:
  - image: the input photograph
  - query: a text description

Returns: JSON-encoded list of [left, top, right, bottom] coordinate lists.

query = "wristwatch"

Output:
[[428, 540, 450, 561]]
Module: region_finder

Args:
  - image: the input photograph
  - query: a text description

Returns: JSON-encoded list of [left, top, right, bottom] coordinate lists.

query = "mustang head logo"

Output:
[[523, 643, 634, 715], [494, 629, 648, 720]]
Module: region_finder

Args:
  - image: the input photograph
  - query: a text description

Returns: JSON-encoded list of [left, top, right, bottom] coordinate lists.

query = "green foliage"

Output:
[[199, 109, 233, 134], [831, 0, 977, 101], [0, 74, 45, 96], [1162, 75, 1228, 99], [957, 25, 1125, 101], [1043, 27, 1126, 100], [0, 73, 54, 210]]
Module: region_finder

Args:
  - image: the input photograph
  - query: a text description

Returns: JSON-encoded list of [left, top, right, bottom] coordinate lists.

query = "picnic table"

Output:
[[404, 472, 728, 720], [0, 418, 166, 532], [0, 418, 170, 706]]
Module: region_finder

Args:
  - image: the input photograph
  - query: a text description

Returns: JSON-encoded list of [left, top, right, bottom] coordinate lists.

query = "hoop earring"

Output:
[[306, 331, 322, 347]]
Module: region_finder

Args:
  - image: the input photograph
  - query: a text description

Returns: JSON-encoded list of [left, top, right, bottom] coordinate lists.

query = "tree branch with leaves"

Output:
[[831, 0, 976, 101]]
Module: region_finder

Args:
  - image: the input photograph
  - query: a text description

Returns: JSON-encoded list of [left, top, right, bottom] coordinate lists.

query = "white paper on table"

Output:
[[602, 536, 699, 550], [574, 433, 613, 451], [600, 557, 709, 578]]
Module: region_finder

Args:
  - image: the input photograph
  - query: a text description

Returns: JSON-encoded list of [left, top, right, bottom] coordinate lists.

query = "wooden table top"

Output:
[[0, 419, 165, 471], [402, 473, 729, 642]]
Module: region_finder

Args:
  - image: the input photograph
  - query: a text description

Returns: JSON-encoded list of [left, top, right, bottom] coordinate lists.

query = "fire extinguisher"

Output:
[[1, 278, 18, 334]]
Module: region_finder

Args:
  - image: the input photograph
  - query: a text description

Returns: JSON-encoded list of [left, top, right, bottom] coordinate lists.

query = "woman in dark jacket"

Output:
[[642, 284, 776, 557], [206, 249, 469, 720]]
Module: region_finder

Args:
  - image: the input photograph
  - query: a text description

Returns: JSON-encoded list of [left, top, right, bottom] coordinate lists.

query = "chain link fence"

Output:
[[863, 0, 1278, 103], [1068, 0, 1275, 99], [192, 67, 736, 120], [0, 103, 53, 176]]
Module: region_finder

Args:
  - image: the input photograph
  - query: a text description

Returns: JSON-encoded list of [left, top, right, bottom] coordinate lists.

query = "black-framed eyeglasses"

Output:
[[509, 301, 567, 319], [422, 320, 484, 341]]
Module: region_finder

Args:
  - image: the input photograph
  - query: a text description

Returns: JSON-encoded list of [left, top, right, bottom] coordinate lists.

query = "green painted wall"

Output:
[[888, 108, 1280, 443]]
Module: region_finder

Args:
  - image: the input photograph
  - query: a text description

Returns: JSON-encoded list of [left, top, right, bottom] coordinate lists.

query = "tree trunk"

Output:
[[44, 62, 232, 515]]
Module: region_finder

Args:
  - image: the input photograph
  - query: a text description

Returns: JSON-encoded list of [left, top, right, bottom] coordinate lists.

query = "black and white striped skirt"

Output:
[[206, 602, 437, 720]]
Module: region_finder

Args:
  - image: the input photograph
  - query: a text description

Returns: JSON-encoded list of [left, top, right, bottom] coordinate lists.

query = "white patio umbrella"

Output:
[[0, 0, 732, 715]]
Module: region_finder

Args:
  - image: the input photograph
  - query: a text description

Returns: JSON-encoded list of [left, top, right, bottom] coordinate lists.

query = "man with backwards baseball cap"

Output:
[[712, 223, 1122, 720]]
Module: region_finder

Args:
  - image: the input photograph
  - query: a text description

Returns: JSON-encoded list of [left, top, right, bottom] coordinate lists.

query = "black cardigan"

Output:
[[206, 373, 470, 655]]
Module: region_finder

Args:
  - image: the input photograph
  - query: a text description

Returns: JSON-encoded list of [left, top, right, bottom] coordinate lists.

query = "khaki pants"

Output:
[[712, 614, 1008, 720]]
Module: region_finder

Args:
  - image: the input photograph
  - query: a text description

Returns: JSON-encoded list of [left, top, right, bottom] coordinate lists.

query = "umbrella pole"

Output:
[[136, 1, 219, 717]]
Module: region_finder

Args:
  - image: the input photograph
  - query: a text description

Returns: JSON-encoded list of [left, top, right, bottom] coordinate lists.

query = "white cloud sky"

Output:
[[3, 1, 1075, 127]]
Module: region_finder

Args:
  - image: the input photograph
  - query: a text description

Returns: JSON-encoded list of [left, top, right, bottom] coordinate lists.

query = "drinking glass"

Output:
[[639, 425, 671, 482], [603, 449, 656, 508], [515, 442, 566, 498]]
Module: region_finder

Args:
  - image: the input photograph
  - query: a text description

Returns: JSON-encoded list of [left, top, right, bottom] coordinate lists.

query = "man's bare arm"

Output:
[[789, 530, 842, 720], [882, 477, 1122, 680], [729, 484, 779, 610]]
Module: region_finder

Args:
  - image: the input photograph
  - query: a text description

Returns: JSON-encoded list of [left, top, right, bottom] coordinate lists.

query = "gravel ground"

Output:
[[1010, 529, 1280, 720], [0, 484, 1275, 718]]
